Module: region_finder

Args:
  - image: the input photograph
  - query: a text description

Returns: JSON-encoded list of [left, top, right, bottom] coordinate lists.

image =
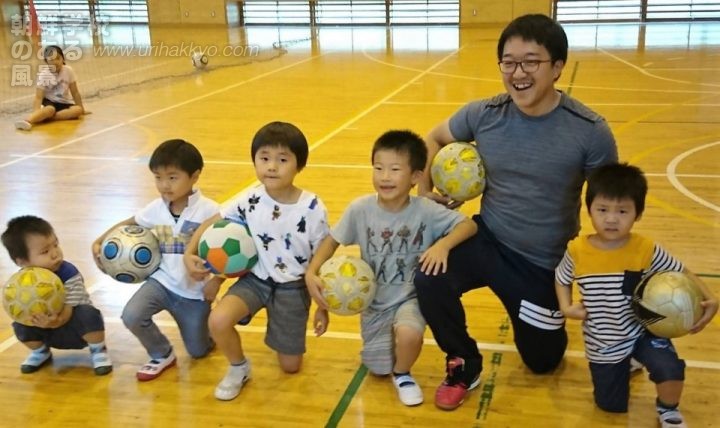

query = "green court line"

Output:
[[698, 273, 720, 279], [567, 61, 579, 96], [325, 364, 368, 428]]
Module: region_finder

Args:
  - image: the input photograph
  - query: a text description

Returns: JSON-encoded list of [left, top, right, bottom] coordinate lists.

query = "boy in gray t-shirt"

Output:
[[306, 130, 477, 407]]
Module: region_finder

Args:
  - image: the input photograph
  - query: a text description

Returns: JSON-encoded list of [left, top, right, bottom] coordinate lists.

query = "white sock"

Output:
[[88, 341, 106, 353]]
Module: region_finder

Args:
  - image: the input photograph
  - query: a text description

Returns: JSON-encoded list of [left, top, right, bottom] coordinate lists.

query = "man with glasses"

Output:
[[415, 14, 618, 410]]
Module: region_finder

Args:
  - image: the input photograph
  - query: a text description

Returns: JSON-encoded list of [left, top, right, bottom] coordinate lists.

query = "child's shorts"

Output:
[[13, 304, 105, 349], [360, 298, 426, 375], [225, 273, 310, 355], [41, 98, 73, 112]]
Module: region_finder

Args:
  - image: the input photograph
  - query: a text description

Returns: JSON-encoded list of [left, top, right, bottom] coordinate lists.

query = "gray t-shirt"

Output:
[[449, 91, 617, 270], [331, 195, 466, 311]]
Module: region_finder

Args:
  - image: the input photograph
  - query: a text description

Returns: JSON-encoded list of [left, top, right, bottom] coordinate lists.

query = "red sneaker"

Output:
[[435, 357, 481, 410]]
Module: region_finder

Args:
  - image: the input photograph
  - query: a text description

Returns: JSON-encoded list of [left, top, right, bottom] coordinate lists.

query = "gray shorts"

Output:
[[225, 273, 310, 355], [360, 298, 426, 375]]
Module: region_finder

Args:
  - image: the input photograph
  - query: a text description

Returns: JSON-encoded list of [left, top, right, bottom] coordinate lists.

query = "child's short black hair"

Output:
[[497, 14, 568, 64], [371, 130, 428, 172], [1, 215, 55, 262], [251, 122, 308, 170], [43, 45, 66, 64], [586, 163, 647, 217], [148, 139, 204, 176]]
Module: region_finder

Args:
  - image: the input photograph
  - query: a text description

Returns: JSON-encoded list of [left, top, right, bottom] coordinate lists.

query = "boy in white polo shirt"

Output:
[[92, 139, 221, 381]]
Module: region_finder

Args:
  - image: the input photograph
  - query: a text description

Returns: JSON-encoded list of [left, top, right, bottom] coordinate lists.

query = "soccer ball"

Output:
[[3, 267, 66, 326], [430, 142, 485, 202], [192, 52, 209, 69], [98, 225, 161, 283], [318, 255, 377, 316], [198, 219, 258, 278], [632, 271, 703, 338]]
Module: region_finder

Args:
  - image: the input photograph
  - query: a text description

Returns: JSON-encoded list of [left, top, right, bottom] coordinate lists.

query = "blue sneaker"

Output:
[[21, 349, 52, 374]]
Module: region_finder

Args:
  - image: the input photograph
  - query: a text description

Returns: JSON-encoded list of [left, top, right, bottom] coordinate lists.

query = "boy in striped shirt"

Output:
[[555, 163, 717, 428], [1, 215, 113, 375]]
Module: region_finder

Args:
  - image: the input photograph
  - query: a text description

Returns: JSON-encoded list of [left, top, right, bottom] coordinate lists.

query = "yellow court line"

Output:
[[645, 195, 718, 228]]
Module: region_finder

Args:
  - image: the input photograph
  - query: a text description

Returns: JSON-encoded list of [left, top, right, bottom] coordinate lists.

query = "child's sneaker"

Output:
[[659, 409, 687, 428], [14, 120, 32, 131], [435, 356, 481, 411], [214, 360, 251, 401], [629, 357, 644, 374], [90, 348, 113, 376], [392, 373, 424, 406], [20, 348, 52, 374], [136, 350, 176, 381]]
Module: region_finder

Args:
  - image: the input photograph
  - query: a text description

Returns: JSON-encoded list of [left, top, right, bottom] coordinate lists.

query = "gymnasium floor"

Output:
[[0, 21, 718, 427]]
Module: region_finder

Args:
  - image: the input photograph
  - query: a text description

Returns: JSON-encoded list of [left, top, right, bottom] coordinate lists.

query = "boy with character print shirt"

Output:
[[220, 184, 328, 284]]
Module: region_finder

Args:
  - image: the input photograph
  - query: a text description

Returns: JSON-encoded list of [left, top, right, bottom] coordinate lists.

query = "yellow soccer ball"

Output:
[[430, 142, 486, 202], [3, 267, 66, 326], [319, 255, 377, 316]]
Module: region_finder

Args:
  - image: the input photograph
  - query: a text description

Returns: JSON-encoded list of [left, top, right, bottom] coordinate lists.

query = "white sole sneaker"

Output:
[[215, 361, 252, 401], [393, 374, 424, 406], [15, 120, 32, 131]]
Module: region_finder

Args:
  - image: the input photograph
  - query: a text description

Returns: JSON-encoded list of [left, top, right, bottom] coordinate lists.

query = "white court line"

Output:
[[644, 68, 720, 71], [0, 54, 324, 170], [599, 47, 720, 89], [305, 48, 463, 152], [646, 172, 720, 179], [1, 59, 178, 105], [9, 154, 720, 180], [383, 101, 720, 107], [44, 317, 702, 371], [362, 50, 720, 95], [7, 154, 375, 169], [0, 46, 461, 354], [667, 141, 720, 213]]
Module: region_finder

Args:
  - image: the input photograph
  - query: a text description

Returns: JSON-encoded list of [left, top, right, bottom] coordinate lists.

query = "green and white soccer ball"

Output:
[[198, 219, 258, 278], [319, 255, 377, 316], [430, 142, 485, 202]]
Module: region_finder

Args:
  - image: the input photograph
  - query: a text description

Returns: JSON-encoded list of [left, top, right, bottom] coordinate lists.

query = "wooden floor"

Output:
[[0, 21, 719, 427]]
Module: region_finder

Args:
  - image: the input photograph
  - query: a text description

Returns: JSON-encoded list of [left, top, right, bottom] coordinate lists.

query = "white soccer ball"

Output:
[[633, 271, 703, 338], [430, 142, 486, 202], [98, 225, 161, 283], [191, 52, 209, 69], [319, 255, 377, 316]]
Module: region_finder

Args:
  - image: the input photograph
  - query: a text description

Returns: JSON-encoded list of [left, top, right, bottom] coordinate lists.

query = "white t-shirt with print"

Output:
[[219, 184, 329, 284]]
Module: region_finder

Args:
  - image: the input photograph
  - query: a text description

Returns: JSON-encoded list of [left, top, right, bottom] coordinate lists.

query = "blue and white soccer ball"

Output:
[[98, 225, 161, 283]]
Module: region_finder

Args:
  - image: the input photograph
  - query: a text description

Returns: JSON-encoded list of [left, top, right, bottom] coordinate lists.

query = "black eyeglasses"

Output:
[[498, 59, 552, 74]]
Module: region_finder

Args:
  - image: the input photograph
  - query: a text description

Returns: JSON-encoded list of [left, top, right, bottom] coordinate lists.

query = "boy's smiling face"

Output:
[[372, 149, 422, 208]]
